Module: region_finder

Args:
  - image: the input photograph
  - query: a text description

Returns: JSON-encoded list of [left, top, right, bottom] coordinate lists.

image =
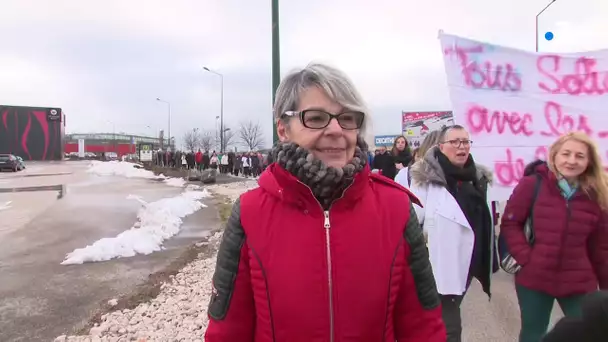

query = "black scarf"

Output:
[[271, 140, 367, 209]]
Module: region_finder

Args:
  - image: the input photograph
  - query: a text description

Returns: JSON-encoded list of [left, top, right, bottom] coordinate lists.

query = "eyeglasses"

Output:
[[441, 139, 473, 148], [283, 109, 365, 130]]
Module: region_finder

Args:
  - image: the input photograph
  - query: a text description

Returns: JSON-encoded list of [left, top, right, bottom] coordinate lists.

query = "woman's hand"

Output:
[[396, 163, 404, 170]]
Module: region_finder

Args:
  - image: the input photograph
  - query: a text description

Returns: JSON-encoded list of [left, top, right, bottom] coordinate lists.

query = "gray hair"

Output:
[[273, 63, 372, 144], [418, 130, 442, 159]]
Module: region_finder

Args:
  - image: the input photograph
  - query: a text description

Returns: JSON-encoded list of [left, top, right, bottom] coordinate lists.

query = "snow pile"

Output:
[[206, 180, 259, 202], [164, 177, 186, 187], [55, 232, 223, 342], [0, 201, 11, 211], [61, 189, 211, 265], [87, 161, 187, 187], [88, 161, 155, 179]]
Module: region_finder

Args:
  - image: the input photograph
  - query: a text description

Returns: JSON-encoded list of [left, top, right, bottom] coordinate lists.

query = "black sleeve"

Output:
[[207, 198, 247, 320], [404, 202, 441, 309]]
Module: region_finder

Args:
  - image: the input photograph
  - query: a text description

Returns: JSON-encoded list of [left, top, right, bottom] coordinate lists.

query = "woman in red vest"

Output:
[[205, 63, 445, 342]]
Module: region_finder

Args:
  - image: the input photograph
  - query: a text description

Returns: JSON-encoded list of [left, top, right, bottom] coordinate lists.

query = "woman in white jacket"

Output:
[[405, 125, 498, 342]]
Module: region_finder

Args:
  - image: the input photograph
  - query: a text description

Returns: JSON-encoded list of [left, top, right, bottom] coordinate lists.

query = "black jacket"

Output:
[[373, 152, 397, 180], [394, 149, 413, 167], [542, 291, 608, 342]]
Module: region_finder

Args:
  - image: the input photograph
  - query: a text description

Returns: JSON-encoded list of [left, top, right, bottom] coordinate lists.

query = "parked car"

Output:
[[0, 154, 23, 172]]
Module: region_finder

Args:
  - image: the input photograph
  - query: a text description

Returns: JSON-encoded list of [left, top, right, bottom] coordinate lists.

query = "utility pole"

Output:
[[536, 0, 557, 52], [271, 0, 280, 144]]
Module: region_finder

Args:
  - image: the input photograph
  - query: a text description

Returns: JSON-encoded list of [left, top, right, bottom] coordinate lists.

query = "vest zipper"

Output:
[[324, 210, 334, 342], [293, 179, 354, 342]]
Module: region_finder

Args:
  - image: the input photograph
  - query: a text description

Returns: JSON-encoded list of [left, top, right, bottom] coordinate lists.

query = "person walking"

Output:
[[392, 136, 413, 172], [395, 130, 442, 188], [407, 125, 497, 342], [372, 146, 396, 179], [241, 153, 251, 177], [204, 63, 445, 342], [501, 132, 608, 342]]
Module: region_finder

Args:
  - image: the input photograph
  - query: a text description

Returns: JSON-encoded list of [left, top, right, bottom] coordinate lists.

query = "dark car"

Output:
[[0, 154, 22, 172]]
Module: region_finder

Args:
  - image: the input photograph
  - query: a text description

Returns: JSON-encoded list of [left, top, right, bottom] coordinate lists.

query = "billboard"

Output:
[[0, 105, 65, 160], [402, 111, 454, 148], [374, 135, 399, 147]]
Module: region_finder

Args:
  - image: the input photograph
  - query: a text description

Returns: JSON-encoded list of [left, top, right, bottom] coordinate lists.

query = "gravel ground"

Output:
[[55, 232, 222, 342]]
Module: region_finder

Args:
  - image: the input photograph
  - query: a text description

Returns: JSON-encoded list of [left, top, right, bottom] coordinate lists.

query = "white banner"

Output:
[[439, 32, 608, 201]]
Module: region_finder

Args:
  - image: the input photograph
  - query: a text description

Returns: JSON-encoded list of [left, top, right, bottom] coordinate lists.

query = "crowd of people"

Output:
[[151, 149, 269, 178], [199, 63, 607, 342]]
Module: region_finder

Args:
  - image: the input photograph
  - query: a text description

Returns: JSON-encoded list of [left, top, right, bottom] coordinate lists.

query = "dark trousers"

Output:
[[441, 294, 465, 342], [441, 275, 474, 342], [516, 284, 584, 342]]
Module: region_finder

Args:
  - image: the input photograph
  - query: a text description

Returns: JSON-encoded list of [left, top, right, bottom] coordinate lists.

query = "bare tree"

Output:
[[238, 120, 265, 151], [214, 127, 236, 152], [183, 128, 201, 151], [200, 130, 214, 151], [222, 128, 236, 152]]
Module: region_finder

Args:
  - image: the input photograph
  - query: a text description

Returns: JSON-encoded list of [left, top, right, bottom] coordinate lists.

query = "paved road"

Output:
[[460, 265, 564, 341], [0, 162, 220, 342]]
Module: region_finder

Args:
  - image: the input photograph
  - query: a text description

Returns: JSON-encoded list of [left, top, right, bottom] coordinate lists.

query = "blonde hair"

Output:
[[548, 132, 608, 211], [418, 130, 443, 159]]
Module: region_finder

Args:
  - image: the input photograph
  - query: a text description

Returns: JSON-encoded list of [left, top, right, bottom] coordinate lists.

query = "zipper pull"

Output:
[[324, 211, 331, 229]]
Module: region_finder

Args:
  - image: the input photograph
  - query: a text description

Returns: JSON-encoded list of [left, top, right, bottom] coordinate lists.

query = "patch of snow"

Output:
[[164, 177, 186, 187], [88, 160, 155, 179], [61, 189, 211, 265], [108, 298, 118, 307], [206, 180, 259, 202], [87, 160, 188, 187], [0, 201, 11, 211]]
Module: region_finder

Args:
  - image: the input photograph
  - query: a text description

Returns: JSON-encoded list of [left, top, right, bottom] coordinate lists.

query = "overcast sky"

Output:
[[1, 0, 606, 148]]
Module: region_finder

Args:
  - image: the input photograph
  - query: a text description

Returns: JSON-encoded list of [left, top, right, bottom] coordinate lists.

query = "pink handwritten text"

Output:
[[445, 45, 522, 92]]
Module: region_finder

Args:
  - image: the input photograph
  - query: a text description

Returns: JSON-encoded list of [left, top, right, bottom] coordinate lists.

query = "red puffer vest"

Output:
[[205, 163, 445, 342], [501, 162, 608, 297]]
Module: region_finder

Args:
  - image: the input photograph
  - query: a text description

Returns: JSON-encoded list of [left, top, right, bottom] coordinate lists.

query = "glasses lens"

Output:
[[338, 111, 365, 129], [302, 110, 330, 129], [450, 139, 472, 147]]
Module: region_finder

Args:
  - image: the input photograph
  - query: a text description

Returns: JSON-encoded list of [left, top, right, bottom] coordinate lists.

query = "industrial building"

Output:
[[64, 132, 170, 158]]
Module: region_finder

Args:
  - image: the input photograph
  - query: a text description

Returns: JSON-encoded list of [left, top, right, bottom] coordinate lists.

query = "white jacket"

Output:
[[406, 147, 495, 296], [395, 167, 411, 188]]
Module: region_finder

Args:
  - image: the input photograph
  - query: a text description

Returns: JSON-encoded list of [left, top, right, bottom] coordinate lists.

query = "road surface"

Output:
[[0, 161, 220, 341]]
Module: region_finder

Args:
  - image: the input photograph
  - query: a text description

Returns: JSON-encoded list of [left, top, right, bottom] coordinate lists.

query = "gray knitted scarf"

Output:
[[271, 139, 367, 209]]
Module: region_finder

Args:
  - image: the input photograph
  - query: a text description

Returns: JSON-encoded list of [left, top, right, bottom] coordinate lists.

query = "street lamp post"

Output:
[[156, 97, 172, 149], [536, 0, 557, 52], [203, 67, 225, 153], [271, 0, 281, 144]]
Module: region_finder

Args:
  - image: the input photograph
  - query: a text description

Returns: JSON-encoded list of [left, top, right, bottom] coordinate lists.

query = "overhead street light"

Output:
[[536, 0, 557, 52], [203, 67, 225, 152], [156, 97, 172, 149]]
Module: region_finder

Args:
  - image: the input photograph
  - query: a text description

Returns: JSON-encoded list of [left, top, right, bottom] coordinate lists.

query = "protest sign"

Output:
[[439, 32, 608, 201], [402, 111, 454, 148]]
